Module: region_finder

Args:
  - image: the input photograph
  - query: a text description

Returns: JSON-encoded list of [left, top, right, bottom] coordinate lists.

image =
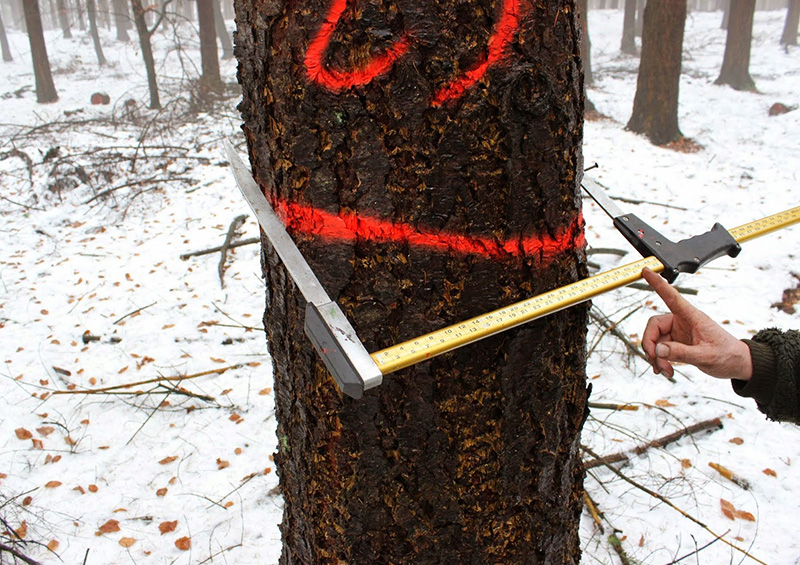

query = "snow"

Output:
[[0, 7, 798, 565]]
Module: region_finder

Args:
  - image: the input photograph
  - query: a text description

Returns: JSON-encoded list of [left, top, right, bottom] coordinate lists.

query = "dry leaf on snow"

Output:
[[14, 428, 32, 440], [98, 519, 121, 534], [119, 537, 136, 547], [175, 536, 191, 551], [159, 520, 178, 535]]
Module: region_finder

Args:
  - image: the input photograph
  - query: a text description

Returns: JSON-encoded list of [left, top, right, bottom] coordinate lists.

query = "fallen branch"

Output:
[[180, 237, 259, 260], [587, 402, 639, 412], [582, 445, 767, 565], [113, 302, 157, 325], [583, 417, 723, 470], [0, 542, 43, 565], [218, 215, 247, 288], [50, 364, 243, 395]]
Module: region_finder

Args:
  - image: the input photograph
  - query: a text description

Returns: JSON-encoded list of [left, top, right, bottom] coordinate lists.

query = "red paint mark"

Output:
[[305, 0, 524, 105], [431, 0, 521, 106], [273, 197, 584, 263], [304, 0, 412, 91]]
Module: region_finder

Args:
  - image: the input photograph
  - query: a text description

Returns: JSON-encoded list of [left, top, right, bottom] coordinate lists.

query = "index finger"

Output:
[[641, 267, 694, 315]]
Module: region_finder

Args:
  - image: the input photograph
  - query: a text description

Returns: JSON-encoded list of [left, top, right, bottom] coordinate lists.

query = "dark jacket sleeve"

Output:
[[731, 329, 800, 424]]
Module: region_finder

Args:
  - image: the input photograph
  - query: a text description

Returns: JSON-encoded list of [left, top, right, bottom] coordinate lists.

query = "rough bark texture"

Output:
[[197, 0, 223, 97], [627, 0, 686, 145], [782, 0, 800, 46], [715, 0, 755, 91], [23, 0, 58, 103], [234, 0, 588, 563]]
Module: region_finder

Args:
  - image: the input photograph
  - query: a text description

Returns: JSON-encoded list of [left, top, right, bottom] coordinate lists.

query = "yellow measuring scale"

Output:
[[372, 205, 800, 375]]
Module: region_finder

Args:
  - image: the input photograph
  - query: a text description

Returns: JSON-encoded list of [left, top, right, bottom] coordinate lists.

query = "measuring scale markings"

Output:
[[371, 205, 800, 376]]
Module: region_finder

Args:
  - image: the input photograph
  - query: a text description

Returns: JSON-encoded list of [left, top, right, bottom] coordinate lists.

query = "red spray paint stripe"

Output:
[[431, 0, 521, 106], [305, 0, 412, 90], [273, 198, 585, 263]]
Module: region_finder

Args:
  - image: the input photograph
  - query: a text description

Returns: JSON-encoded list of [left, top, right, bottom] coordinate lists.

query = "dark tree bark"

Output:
[[113, 0, 131, 41], [87, 0, 107, 65], [627, 0, 686, 145], [782, 0, 800, 46], [211, 0, 232, 59], [196, 0, 222, 98], [234, 0, 589, 563], [721, 0, 730, 29], [636, 0, 644, 36], [621, 0, 637, 54], [23, 0, 58, 103], [715, 0, 755, 91], [579, 0, 592, 86], [130, 0, 172, 109], [0, 10, 12, 62], [56, 0, 72, 37]]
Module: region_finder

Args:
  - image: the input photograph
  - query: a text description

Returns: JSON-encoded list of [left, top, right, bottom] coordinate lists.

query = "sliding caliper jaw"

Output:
[[581, 177, 742, 283], [224, 139, 382, 399]]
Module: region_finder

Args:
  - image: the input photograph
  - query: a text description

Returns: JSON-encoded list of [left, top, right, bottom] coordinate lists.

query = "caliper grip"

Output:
[[613, 215, 741, 283]]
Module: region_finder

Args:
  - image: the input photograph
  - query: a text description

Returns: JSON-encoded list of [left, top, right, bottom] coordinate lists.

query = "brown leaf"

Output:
[[159, 456, 178, 465], [98, 519, 120, 534], [681, 459, 692, 469], [720, 499, 736, 520], [654, 399, 676, 408], [45, 481, 62, 488], [88, 484, 99, 493], [15, 521, 27, 539], [734, 509, 756, 522], [175, 536, 191, 551], [119, 537, 136, 548], [217, 458, 230, 470], [47, 539, 59, 551], [156, 487, 168, 497], [15, 428, 32, 440], [37, 426, 55, 437], [763, 468, 777, 477], [729, 437, 744, 445], [159, 520, 178, 535]]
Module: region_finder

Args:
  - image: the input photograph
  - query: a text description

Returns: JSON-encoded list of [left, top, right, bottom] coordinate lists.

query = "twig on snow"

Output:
[[180, 237, 259, 260], [218, 214, 247, 288], [583, 417, 723, 470]]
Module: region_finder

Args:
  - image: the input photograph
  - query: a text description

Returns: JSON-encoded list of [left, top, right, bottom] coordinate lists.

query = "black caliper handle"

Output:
[[613, 214, 742, 283]]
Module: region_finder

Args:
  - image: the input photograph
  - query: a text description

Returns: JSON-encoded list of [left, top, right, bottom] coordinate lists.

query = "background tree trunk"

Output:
[[23, 0, 58, 103], [627, 0, 686, 145], [56, 0, 72, 37], [0, 10, 12, 62], [234, 0, 589, 563], [196, 0, 221, 99], [580, 0, 593, 86], [715, 0, 755, 91], [782, 0, 800, 46], [130, 0, 161, 109], [87, 0, 107, 65], [211, 0, 232, 59], [113, 0, 131, 41], [621, 0, 637, 54]]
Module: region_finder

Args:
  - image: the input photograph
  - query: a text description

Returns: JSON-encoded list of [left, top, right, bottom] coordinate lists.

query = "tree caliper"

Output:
[[225, 140, 800, 399]]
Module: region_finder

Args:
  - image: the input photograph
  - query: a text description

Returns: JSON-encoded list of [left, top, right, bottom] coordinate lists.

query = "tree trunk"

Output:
[[635, 0, 644, 36], [87, 0, 107, 65], [621, 0, 637, 54], [196, 0, 222, 99], [782, 0, 800, 46], [0, 10, 12, 62], [113, 0, 131, 41], [234, 0, 589, 563], [211, 0, 232, 59], [130, 0, 160, 109], [627, 0, 686, 145], [23, 0, 58, 103], [579, 0, 593, 86], [56, 0, 72, 37], [715, 0, 755, 91], [721, 0, 730, 29]]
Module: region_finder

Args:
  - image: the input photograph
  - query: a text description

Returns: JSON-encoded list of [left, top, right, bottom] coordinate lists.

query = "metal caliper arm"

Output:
[[224, 139, 382, 399]]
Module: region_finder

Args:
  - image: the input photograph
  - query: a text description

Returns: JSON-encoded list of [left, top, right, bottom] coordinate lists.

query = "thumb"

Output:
[[656, 341, 696, 365]]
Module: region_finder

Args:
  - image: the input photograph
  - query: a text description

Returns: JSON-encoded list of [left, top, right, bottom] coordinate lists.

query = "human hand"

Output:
[[640, 268, 752, 381]]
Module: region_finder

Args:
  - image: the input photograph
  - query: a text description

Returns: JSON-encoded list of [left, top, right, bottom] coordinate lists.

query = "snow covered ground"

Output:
[[0, 7, 798, 565]]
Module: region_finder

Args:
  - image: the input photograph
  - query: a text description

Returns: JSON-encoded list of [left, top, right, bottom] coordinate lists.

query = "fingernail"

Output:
[[656, 343, 670, 359]]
